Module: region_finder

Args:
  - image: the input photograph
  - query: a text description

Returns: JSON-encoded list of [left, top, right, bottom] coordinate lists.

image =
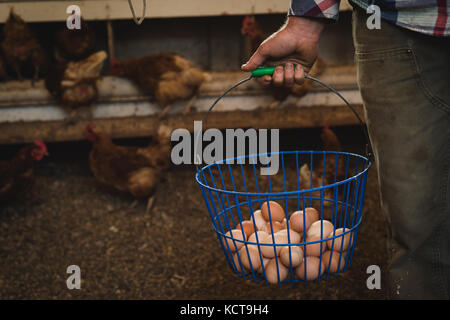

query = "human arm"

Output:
[[241, 0, 340, 87]]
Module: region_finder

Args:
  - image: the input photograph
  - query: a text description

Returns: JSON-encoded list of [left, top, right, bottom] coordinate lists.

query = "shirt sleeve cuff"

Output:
[[288, 0, 340, 20]]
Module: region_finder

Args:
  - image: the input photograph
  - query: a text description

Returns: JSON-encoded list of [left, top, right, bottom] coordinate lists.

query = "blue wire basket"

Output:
[[194, 70, 372, 285], [196, 150, 370, 285]]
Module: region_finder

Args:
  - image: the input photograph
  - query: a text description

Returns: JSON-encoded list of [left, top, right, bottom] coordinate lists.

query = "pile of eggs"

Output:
[[224, 201, 352, 284]]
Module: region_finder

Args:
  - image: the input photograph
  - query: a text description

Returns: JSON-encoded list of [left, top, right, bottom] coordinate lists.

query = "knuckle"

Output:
[[284, 83, 294, 89], [273, 78, 283, 87], [285, 78, 294, 86], [258, 44, 269, 56], [295, 78, 305, 85], [284, 79, 294, 88]]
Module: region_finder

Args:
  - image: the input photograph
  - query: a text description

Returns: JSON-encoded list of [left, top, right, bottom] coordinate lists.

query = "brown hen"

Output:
[[85, 123, 172, 213], [0, 140, 48, 203], [54, 18, 96, 63], [298, 126, 347, 220], [1, 10, 46, 83], [45, 51, 107, 121], [299, 163, 334, 220], [318, 125, 346, 184], [110, 53, 209, 116]]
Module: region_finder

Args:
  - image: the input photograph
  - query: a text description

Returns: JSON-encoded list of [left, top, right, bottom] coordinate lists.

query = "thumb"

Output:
[[241, 47, 266, 71]]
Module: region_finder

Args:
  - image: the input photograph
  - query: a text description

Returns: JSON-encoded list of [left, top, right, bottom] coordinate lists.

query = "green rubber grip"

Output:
[[251, 66, 276, 78]]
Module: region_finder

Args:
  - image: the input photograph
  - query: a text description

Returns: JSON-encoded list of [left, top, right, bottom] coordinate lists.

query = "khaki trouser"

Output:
[[352, 6, 450, 299]]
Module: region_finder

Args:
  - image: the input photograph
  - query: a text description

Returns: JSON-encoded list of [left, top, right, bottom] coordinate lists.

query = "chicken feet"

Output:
[[182, 94, 198, 115], [146, 196, 155, 215]]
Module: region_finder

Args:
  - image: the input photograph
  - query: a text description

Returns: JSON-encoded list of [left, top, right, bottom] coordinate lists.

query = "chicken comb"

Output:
[[243, 15, 256, 27], [242, 15, 252, 27], [33, 140, 47, 151], [109, 57, 120, 65], [86, 122, 96, 131], [85, 122, 98, 142], [242, 15, 257, 33]]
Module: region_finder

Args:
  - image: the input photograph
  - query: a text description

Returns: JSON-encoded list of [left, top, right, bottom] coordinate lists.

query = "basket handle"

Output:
[[194, 66, 374, 167]]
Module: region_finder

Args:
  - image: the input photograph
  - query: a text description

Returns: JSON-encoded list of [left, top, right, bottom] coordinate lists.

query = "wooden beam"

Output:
[[0, 0, 290, 23], [0, 65, 362, 144], [0, 103, 364, 144], [0, 0, 352, 23], [0, 66, 358, 108]]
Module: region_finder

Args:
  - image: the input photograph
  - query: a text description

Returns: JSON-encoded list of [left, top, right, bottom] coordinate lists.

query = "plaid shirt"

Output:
[[289, 0, 450, 36]]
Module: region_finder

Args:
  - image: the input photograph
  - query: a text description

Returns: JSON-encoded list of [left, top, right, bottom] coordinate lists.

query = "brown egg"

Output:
[[304, 207, 319, 222], [280, 246, 303, 268], [295, 256, 325, 281], [265, 258, 289, 284], [239, 220, 255, 238], [248, 230, 269, 244], [232, 253, 245, 274], [302, 235, 327, 257], [238, 245, 263, 271], [274, 229, 301, 244], [261, 201, 285, 222], [260, 233, 288, 258], [322, 250, 347, 273], [250, 210, 268, 232], [225, 229, 246, 252], [327, 228, 351, 252], [289, 209, 318, 234], [265, 220, 285, 234], [307, 220, 334, 238], [257, 257, 271, 274]]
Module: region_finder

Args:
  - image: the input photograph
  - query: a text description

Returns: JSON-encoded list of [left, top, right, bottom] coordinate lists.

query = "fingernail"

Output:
[[276, 67, 283, 74], [286, 63, 293, 70]]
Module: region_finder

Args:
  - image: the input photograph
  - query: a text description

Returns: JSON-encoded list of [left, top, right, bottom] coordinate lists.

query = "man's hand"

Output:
[[241, 16, 325, 88]]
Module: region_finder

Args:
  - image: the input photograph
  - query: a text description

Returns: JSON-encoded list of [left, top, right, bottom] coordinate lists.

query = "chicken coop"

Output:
[[0, 0, 363, 142], [0, 0, 388, 301]]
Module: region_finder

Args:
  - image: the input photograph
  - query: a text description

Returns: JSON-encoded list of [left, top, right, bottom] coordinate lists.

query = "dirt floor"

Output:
[[0, 126, 388, 299]]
